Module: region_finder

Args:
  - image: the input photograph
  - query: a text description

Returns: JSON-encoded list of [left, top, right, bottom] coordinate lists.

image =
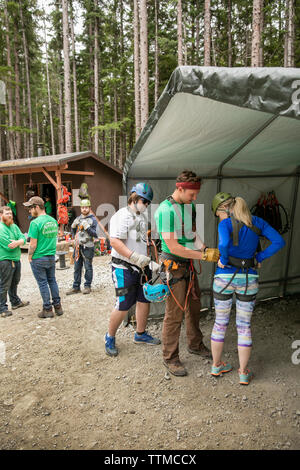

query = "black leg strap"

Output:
[[213, 291, 233, 301], [236, 292, 257, 302]]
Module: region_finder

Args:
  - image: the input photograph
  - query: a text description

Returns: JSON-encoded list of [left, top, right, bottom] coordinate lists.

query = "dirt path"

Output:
[[0, 254, 299, 450]]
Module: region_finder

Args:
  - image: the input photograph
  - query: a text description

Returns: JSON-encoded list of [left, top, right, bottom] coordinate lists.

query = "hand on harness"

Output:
[[80, 219, 90, 231], [129, 251, 151, 269], [202, 247, 220, 262], [71, 218, 80, 230]]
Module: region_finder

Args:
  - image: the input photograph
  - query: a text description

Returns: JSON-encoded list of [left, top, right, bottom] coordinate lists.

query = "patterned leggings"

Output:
[[211, 275, 259, 348]]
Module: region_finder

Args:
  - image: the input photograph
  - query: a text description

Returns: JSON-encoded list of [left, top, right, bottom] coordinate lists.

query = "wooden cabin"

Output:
[[0, 151, 123, 234]]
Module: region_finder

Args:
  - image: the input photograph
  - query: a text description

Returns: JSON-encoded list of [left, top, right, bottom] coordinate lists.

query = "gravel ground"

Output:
[[0, 253, 299, 450]]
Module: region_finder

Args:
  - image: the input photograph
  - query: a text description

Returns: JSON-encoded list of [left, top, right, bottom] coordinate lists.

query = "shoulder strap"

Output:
[[230, 216, 243, 246], [167, 195, 183, 224], [230, 216, 261, 246]]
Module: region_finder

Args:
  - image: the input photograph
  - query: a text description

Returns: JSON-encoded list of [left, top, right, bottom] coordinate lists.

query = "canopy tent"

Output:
[[123, 66, 300, 310]]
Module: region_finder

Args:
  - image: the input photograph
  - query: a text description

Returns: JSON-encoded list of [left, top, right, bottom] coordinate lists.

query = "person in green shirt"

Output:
[[154, 170, 219, 377], [23, 196, 63, 319], [44, 196, 53, 216], [0, 206, 29, 317]]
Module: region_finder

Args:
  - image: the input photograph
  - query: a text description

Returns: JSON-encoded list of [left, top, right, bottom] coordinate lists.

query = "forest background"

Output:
[[0, 0, 299, 199]]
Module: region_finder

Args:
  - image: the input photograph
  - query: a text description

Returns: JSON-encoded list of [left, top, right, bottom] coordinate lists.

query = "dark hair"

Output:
[[176, 170, 202, 184]]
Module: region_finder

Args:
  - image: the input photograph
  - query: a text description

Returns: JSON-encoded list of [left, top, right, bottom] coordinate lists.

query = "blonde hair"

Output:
[[219, 197, 252, 227]]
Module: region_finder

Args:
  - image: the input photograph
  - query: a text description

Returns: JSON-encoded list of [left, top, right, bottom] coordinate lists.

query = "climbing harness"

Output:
[[214, 216, 261, 299], [251, 191, 289, 235]]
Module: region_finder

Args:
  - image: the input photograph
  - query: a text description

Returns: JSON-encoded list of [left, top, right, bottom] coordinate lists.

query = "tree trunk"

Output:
[[133, 0, 141, 139], [251, 0, 262, 67], [177, 0, 183, 66], [70, 1, 80, 152], [13, 37, 21, 159], [204, 0, 211, 66], [227, 0, 232, 67], [19, 1, 34, 157], [4, 3, 15, 161], [94, 4, 99, 156], [119, 0, 126, 166], [195, 14, 200, 64], [58, 73, 65, 154], [62, 0, 73, 153], [259, 0, 264, 67], [284, 0, 295, 67], [139, 0, 149, 131], [43, 15, 56, 155], [154, 0, 159, 105]]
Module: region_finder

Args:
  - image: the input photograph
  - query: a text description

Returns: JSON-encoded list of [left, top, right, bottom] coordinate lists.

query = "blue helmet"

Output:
[[143, 282, 170, 303], [130, 182, 153, 203]]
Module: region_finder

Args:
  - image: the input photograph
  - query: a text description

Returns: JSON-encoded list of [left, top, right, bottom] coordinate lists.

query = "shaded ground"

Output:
[[0, 253, 299, 450]]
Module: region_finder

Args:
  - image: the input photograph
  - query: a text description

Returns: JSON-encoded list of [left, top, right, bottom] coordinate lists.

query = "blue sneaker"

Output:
[[211, 362, 233, 377], [105, 333, 118, 357], [239, 369, 254, 385], [133, 331, 161, 346]]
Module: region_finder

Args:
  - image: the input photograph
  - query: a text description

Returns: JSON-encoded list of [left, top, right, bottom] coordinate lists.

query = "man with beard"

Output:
[[66, 199, 98, 295], [23, 196, 63, 318], [0, 206, 29, 318]]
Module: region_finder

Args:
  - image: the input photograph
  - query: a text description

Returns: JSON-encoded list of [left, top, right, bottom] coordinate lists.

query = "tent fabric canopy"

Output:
[[124, 66, 300, 182], [123, 66, 300, 309]]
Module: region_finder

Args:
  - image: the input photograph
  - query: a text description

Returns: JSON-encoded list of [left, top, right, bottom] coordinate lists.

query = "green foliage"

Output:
[[0, 0, 299, 167]]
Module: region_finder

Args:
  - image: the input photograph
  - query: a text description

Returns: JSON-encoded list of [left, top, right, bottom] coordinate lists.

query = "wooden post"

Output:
[[55, 170, 64, 237]]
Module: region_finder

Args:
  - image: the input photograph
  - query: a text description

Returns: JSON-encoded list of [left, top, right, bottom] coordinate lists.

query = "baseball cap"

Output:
[[23, 196, 45, 207]]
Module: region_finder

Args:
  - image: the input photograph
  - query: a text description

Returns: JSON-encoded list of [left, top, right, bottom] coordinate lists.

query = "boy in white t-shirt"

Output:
[[105, 183, 161, 357]]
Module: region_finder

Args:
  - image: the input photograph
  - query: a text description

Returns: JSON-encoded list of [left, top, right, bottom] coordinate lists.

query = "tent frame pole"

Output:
[[282, 168, 300, 297], [210, 115, 281, 309]]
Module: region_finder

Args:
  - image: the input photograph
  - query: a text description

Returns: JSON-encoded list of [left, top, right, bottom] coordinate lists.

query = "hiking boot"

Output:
[[211, 362, 233, 377], [11, 301, 30, 310], [133, 331, 161, 345], [187, 343, 212, 358], [54, 304, 64, 316], [0, 310, 12, 318], [66, 288, 81, 295], [105, 333, 118, 357], [82, 287, 91, 294], [38, 308, 54, 319], [163, 360, 187, 377]]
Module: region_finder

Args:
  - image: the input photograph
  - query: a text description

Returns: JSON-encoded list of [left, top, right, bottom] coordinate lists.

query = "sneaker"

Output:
[[0, 310, 12, 318], [133, 331, 161, 345], [163, 360, 187, 377], [54, 304, 64, 316], [38, 308, 54, 319], [105, 333, 118, 357], [211, 362, 233, 377], [188, 343, 212, 358], [239, 369, 254, 385], [66, 288, 81, 295], [11, 301, 30, 310], [82, 287, 91, 294]]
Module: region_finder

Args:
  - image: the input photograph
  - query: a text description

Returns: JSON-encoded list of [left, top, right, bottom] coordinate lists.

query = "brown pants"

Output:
[[162, 265, 203, 363]]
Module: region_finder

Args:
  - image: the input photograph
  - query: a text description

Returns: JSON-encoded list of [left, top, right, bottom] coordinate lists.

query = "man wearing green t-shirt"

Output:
[[0, 206, 29, 317], [154, 170, 219, 377], [23, 196, 63, 318], [44, 196, 53, 216]]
